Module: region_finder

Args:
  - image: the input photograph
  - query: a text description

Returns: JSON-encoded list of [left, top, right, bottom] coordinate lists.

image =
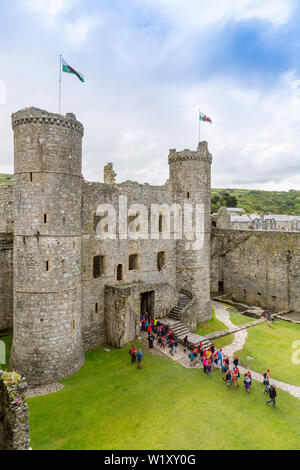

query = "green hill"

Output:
[[0, 173, 299, 215], [211, 188, 300, 215], [0, 173, 13, 185]]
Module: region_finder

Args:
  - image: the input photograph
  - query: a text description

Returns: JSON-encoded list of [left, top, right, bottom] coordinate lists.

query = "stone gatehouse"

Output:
[[1, 107, 299, 386], [0, 107, 212, 385]]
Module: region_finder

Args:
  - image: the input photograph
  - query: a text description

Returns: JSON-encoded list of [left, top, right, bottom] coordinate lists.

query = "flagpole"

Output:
[[59, 54, 62, 115], [198, 109, 201, 144]]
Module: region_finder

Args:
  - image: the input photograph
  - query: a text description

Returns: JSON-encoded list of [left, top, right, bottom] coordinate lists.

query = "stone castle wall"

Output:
[[0, 234, 13, 331], [0, 372, 30, 450], [104, 282, 177, 347], [0, 186, 14, 233], [81, 180, 178, 351], [211, 228, 300, 312]]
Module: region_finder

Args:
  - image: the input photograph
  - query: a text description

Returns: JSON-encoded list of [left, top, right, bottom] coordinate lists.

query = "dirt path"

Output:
[[212, 300, 248, 356]]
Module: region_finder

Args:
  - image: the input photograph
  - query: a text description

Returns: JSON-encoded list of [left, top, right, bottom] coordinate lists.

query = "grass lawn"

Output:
[[229, 311, 257, 326], [0, 332, 12, 371], [213, 333, 235, 349], [195, 305, 237, 349], [195, 308, 228, 336], [234, 320, 300, 386], [28, 342, 300, 450]]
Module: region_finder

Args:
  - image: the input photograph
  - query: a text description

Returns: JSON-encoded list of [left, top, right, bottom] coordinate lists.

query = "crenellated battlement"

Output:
[[11, 107, 84, 136], [168, 141, 212, 164]]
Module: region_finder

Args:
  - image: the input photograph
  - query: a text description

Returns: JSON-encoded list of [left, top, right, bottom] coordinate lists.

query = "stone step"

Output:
[[177, 333, 191, 339], [171, 328, 188, 335], [167, 320, 182, 326], [168, 314, 180, 320], [173, 328, 190, 336], [170, 323, 190, 333], [172, 322, 189, 330], [173, 328, 190, 337]]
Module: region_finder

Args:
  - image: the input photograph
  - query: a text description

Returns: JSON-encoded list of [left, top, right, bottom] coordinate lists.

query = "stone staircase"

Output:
[[168, 293, 191, 320], [161, 293, 212, 351]]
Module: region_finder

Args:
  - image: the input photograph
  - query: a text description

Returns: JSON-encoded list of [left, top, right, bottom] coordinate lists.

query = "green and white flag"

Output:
[[61, 58, 84, 82], [199, 112, 212, 124]]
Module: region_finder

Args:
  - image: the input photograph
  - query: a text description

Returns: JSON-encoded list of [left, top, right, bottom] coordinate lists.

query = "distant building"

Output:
[[226, 207, 246, 214], [213, 207, 300, 231]]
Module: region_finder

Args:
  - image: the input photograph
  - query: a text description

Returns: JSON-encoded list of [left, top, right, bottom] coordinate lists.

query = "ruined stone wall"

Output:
[[81, 181, 178, 350], [0, 371, 30, 450], [0, 234, 13, 331], [211, 228, 300, 312]]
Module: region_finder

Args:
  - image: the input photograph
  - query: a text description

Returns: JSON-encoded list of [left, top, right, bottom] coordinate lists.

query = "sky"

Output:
[[0, 0, 300, 190]]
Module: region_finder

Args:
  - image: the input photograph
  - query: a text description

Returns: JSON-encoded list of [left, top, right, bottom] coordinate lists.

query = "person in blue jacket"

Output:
[[217, 348, 223, 367], [136, 348, 143, 369]]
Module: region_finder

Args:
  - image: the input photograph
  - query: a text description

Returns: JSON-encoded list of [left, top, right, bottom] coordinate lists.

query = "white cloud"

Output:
[[64, 16, 101, 48], [177, 69, 300, 189], [22, 0, 99, 47], [22, 0, 77, 24], [2, 1, 299, 191], [140, 0, 295, 29], [0, 81, 5, 105], [77, 67, 300, 191]]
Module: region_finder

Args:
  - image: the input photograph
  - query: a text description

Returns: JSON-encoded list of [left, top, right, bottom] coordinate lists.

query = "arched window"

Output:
[[116, 264, 124, 281]]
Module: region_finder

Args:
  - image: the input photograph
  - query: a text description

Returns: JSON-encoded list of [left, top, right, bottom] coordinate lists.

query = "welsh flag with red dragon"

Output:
[[61, 58, 84, 82], [199, 112, 212, 124]]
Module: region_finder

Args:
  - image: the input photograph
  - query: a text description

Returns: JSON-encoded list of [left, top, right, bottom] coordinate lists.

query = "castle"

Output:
[[0, 107, 299, 386], [1, 107, 212, 385]]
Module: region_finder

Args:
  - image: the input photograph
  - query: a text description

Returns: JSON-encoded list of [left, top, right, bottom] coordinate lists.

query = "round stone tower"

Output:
[[10, 107, 84, 384], [169, 141, 212, 326]]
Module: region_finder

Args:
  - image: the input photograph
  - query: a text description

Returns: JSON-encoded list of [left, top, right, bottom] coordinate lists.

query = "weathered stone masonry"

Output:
[[0, 372, 30, 450], [2, 106, 298, 386], [211, 228, 300, 312], [0, 107, 212, 385], [10, 108, 84, 385], [0, 187, 13, 331], [0, 233, 13, 331]]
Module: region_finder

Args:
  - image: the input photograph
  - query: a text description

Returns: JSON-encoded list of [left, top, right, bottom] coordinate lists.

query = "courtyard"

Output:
[[25, 333, 299, 450]]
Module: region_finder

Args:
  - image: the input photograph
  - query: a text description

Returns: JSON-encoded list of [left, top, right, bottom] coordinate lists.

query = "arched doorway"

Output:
[[116, 264, 124, 281]]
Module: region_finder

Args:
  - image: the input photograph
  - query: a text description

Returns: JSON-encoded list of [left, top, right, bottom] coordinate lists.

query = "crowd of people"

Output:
[[129, 315, 277, 407]]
